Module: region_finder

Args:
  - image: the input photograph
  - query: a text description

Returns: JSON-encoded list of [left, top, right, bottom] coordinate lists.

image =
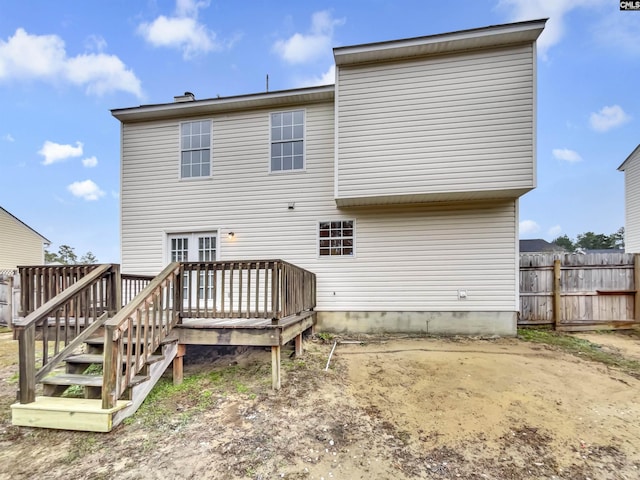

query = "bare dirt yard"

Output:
[[1, 328, 640, 479]]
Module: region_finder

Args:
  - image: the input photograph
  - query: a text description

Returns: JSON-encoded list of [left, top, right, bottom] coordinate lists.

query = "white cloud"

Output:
[[296, 64, 335, 88], [2, 133, 14, 142], [39, 140, 83, 165], [548, 225, 562, 237], [137, 0, 223, 59], [497, 0, 607, 59], [552, 148, 582, 163], [67, 179, 105, 201], [589, 105, 631, 132], [273, 10, 345, 64], [519, 220, 541, 235], [85, 34, 107, 53], [82, 156, 98, 168], [0, 28, 142, 97]]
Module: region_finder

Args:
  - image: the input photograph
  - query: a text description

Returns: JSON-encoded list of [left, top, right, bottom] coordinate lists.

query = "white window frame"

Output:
[[318, 220, 355, 258], [179, 119, 212, 180], [167, 231, 218, 263], [269, 109, 306, 173], [167, 231, 218, 301]]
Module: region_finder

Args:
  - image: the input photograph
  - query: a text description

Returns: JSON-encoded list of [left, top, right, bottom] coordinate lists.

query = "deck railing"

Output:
[[13, 264, 121, 404], [102, 262, 182, 409], [121, 273, 154, 306], [180, 260, 316, 319], [19, 264, 101, 317]]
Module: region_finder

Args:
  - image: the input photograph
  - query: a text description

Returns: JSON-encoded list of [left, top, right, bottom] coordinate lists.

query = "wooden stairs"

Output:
[[11, 330, 178, 432]]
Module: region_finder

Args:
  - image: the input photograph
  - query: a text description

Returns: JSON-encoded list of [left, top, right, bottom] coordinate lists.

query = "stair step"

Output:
[[65, 353, 165, 366], [11, 396, 131, 432], [41, 373, 148, 388]]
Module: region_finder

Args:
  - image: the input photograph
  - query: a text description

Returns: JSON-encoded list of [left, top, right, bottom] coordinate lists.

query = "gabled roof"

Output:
[[519, 239, 565, 253], [0, 207, 50, 244], [617, 144, 640, 171]]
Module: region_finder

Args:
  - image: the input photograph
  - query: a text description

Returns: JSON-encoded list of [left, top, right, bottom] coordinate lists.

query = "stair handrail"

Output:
[[102, 262, 182, 409], [13, 263, 121, 404]]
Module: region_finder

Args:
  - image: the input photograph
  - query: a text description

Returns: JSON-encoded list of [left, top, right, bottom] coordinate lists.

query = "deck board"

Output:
[[177, 311, 316, 346]]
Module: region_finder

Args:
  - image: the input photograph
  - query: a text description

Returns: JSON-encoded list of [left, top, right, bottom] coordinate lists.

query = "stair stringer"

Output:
[[111, 340, 178, 429]]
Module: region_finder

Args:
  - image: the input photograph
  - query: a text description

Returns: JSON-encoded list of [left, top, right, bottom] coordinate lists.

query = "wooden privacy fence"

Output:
[[519, 253, 639, 331]]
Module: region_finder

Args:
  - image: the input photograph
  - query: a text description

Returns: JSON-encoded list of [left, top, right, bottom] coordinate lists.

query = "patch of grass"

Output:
[[316, 332, 335, 343], [128, 363, 266, 428], [0, 326, 11, 334], [518, 328, 640, 377]]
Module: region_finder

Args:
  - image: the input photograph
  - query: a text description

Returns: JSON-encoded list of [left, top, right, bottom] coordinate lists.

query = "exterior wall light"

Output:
[[228, 232, 235, 239]]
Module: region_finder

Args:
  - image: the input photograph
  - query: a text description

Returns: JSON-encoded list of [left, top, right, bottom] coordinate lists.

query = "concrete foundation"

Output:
[[316, 311, 517, 337]]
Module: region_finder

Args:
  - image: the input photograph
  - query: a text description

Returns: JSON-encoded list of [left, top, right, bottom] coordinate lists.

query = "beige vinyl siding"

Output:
[[336, 44, 535, 202], [623, 151, 640, 253], [122, 101, 518, 312], [0, 210, 45, 270]]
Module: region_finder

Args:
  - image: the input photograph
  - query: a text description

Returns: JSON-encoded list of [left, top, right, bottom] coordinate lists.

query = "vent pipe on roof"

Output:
[[174, 91, 195, 102]]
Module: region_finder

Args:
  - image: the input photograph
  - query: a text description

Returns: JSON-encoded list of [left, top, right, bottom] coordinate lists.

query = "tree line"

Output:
[[552, 227, 624, 252], [45, 245, 98, 265]]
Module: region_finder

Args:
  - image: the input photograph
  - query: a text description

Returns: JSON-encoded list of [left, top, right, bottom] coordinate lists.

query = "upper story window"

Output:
[[271, 110, 304, 172], [181, 120, 211, 178]]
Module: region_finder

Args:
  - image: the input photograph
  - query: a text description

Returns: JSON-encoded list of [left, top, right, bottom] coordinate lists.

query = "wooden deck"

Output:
[[12, 260, 317, 431], [176, 311, 316, 390]]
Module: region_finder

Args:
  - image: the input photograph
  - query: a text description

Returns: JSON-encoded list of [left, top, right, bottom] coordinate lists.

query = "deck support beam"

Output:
[[271, 345, 281, 390]]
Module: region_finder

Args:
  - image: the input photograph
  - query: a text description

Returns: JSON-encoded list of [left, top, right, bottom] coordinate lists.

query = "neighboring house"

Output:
[[0, 207, 50, 271], [112, 19, 546, 336], [519, 239, 566, 253], [618, 144, 640, 253]]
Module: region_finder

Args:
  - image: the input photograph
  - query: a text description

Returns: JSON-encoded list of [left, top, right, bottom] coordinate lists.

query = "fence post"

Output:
[[553, 259, 561, 330], [635, 254, 640, 323]]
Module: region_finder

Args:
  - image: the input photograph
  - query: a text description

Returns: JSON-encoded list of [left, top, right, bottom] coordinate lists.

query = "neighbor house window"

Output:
[[271, 110, 304, 172], [181, 120, 211, 178], [319, 220, 354, 256]]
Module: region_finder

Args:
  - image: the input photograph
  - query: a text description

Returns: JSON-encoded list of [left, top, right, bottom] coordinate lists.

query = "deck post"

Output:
[[173, 344, 186, 386], [271, 345, 281, 390], [295, 333, 303, 357], [109, 264, 122, 314], [17, 326, 36, 404]]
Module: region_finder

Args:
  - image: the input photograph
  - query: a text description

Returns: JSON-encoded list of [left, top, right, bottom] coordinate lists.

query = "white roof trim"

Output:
[[333, 19, 547, 66], [112, 85, 334, 123], [618, 144, 640, 171]]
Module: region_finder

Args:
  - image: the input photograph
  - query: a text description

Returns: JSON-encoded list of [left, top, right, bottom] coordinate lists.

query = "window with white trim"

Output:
[[270, 110, 304, 172], [180, 120, 211, 178], [319, 220, 354, 257]]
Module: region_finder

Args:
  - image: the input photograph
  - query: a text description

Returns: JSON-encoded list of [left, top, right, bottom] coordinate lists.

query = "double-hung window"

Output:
[[319, 220, 354, 257], [271, 110, 304, 172], [180, 120, 211, 178]]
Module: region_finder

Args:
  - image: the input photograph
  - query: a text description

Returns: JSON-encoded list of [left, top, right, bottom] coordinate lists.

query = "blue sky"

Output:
[[1, 0, 638, 263]]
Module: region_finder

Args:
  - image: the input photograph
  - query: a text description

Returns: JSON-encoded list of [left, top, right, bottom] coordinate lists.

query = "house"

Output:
[[0, 206, 50, 271], [519, 239, 566, 254], [112, 19, 546, 337], [618, 144, 640, 253]]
